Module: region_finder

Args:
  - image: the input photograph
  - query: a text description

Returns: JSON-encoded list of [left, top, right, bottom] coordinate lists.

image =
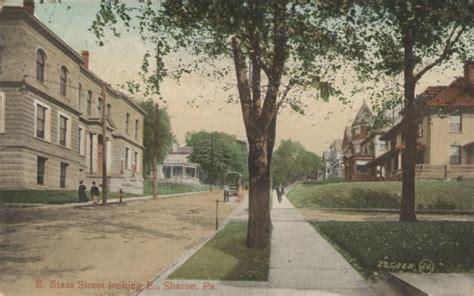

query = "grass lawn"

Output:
[[287, 180, 474, 211], [169, 222, 270, 281], [144, 181, 209, 196], [0, 182, 209, 204], [312, 221, 474, 276]]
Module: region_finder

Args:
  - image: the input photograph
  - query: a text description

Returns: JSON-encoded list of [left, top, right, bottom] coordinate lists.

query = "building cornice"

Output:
[[0, 80, 81, 116], [112, 133, 145, 150], [1, 7, 84, 64]]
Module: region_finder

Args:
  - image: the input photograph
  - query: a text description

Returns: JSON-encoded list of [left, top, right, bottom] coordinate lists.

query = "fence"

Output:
[[415, 164, 474, 180]]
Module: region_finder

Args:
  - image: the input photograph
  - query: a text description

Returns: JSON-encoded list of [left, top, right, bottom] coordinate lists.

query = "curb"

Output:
[[380, 272, 428, 296], [135, 196, 250, 295]]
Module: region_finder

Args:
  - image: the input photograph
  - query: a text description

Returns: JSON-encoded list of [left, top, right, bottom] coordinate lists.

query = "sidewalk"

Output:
[[138, 192, 376, 295], [269, 193, 376, 295], [390, 273, 474, 296]]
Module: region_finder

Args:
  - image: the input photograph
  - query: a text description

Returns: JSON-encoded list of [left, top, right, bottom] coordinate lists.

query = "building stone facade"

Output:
[[0, 6, 145, 194]]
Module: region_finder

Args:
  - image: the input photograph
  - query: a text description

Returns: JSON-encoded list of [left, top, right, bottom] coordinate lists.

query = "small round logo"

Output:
[[418, 259, 435, 274]]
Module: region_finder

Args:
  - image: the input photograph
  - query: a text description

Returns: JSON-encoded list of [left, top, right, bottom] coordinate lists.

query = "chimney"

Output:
[[465, 60, 474, 87], [23, 0, 34, 15], [81, 50, 90, 70]]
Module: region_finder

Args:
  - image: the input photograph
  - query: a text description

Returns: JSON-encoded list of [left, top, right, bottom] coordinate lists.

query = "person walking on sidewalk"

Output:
[[90, 181, 100, 206], [78, 181, 88, 203], [277, 184, 284, 204]]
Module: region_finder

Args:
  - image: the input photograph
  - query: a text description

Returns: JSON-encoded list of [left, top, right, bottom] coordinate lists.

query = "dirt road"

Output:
[[0, 191, 237, 296]]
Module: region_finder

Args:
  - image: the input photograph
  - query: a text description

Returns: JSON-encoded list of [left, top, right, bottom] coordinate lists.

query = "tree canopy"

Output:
[[185, 131, 248, 185], [139, 99, 174, 176], [271, 140, 321, 187]]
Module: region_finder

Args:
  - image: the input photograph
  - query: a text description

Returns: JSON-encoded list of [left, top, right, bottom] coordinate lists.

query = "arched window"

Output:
[[107, 103, 112, 117], [97, 97, 103, 116], [125, 113, 130, 135], [135, 119, 139, 140], [0, 36, 5, 74], [87, 91, 92, 116], [36, 49, 46, 82], [60, 66, 68, 96], [78, 84, 82, 111]]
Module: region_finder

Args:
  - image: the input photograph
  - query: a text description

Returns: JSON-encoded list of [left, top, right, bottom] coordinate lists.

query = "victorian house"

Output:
[[0, 4, 145, 194], [342, 101, 376, 181], [367, 61, 474, 180]]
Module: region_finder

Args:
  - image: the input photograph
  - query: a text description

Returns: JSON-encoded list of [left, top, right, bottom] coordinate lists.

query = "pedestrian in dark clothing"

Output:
[[91, 181, 100, 205], [78, 181, 88, 203], [277, 184, 284, 204]]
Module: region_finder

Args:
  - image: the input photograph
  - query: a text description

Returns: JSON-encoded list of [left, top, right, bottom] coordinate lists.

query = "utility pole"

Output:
[[152, 102, 160, 198], [210, 131, 214, 192], [101, 85, 108, 205]]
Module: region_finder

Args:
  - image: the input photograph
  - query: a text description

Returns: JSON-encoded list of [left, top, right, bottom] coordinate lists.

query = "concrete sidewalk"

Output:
[[269, 193, 376, 295], [138, 192, 376, 295]]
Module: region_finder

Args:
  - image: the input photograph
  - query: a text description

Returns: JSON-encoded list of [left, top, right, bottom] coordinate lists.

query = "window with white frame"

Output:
[[135, 119, 139, 140], [449, 115, 462, 133], [57, 112, 71, 148], [34, 100, 51, 141], [0, 92, 5, 133], [126, 113, 130, 135], [78, 84, 82, 112], [449, 145, 462, 165]]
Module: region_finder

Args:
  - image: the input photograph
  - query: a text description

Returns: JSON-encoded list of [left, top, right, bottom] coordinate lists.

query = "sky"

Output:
[[3, 1, 464, 155]]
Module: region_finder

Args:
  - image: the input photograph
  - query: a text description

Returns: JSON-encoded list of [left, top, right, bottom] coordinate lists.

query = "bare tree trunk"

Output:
[[400, 26, 417, 222], [246, 134, 272, 249]]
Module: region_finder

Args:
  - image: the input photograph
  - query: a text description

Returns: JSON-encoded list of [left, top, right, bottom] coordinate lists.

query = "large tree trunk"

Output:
[[247, 133, 273, 249], [400, 26, 418, 222]]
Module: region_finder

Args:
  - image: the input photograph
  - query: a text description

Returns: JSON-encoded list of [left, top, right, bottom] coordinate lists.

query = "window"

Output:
[[78, 84, 82, 112], [59, 115, 68, 147], [37, 156, 47, 185], [125, 147, 130, 169], [36, 49, 46, 82], [449, 145, 462, 165], [126, 113, 130, 135], [97, 97, 102, 116], [135, 120, 139, 140], [353, 126, 360, 136], [60, 162, 68, 188], [87, 91, 92, 115], [0, 92, 5, 133], [134, 151, 139, 172], [36, 104, 47, 139], [449, 115, 462, 133], [107, 103, 111, 116], [380, 142, 387, 150], [60, 66, 68, 96], [0, 36, 4, 74], [356, 160, 369, 174], [78, 127, 85, 155]]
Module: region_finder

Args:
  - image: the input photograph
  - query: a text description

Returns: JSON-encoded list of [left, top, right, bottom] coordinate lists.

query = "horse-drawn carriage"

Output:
[[223, 172, 242, 202]]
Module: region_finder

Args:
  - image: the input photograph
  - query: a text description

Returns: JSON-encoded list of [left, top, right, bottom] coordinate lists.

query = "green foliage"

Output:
[[313, 221, 474, 274], [169, 222, 270, 281], [271, 139, 321, 186], [185, 131, 248, 184], [287, 181, 474, 210], [139, 99, 174, 175]]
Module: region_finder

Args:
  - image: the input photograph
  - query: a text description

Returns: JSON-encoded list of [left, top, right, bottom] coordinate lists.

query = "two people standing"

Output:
[[276, 184, 285, 204], [78, 181, 100, 205]]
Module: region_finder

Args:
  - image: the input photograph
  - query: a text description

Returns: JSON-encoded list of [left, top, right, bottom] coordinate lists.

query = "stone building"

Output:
[[0, 4, 145, 194]]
